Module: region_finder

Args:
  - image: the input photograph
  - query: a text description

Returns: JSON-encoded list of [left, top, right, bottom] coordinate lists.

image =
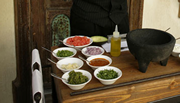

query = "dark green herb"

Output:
[[97, 69, 118, 79], [56, 50, 73, 57], [68, 70, 88, 84]]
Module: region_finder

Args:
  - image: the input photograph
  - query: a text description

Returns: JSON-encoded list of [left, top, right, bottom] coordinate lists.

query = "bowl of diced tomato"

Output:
[[63, 36, 93, 49]]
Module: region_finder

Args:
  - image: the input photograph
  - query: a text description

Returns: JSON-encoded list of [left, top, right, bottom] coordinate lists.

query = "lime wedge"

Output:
[[91, 36, 108, 42]]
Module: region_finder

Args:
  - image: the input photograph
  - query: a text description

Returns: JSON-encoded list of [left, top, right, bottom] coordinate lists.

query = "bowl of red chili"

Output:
[[63, 36, 93, 49], [86, 55, 112, 70]]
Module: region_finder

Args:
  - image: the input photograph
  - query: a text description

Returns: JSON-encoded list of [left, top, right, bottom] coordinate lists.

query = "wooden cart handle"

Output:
[[178, 0, 180, 18]]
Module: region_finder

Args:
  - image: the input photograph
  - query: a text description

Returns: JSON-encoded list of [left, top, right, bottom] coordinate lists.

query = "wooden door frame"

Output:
[[12, 0, 144, 103], [128, 0, 144, 30]]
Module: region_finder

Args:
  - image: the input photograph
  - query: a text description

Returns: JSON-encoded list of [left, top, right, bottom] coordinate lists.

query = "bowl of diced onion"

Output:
[[52, 47, 77, 60], [81, 46, 105, 57], [63, 36, 93, 49], [56, 57, 84, 73]]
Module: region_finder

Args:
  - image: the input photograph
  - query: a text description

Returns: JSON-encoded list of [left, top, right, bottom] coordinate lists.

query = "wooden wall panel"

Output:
[[13, 0, 32, 102], [129, 0, 144, 30], [46, 0, 72, 8]]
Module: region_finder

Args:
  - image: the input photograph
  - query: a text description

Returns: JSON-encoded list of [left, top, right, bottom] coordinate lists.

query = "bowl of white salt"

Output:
[[172, 43, 180, 57]]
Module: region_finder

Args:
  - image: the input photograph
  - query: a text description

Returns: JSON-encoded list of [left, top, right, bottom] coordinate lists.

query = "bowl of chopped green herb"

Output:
[[52, 47, 77, 60], [94, 66, 122, 85], [62, 70, 92, 90]]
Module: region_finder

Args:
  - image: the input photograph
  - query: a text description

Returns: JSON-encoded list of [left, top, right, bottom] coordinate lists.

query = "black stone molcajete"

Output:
[[126, 29, 175, 73]]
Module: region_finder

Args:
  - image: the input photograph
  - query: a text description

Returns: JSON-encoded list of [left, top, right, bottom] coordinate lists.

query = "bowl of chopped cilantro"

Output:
[[94, 66, 122, 85], [52, 47, 77, 60], [62, 70, 92, 90]]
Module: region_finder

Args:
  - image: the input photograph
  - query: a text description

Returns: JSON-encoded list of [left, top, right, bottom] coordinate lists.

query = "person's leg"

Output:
[[70, 12, 129, 37], [98, 21, 115, 37], [70, 12, 96, 37], [118, 14, 130, 34], [70, 11, 112, 37]]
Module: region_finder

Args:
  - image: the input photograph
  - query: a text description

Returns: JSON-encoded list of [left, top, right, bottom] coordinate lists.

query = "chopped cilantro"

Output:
[[68, 70, 88, 84], [56, 50, 73, 57], [97, 69, 118, 79]]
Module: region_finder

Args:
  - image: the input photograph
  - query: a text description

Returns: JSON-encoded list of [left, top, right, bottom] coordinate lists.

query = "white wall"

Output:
[[0, 0, 16, 103], [143, 0, 180, 44]]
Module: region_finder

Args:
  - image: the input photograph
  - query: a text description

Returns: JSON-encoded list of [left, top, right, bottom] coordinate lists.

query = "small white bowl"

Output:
[[52, 47, 77, 60], [62, 70, 92, 90], [63, 36, 93, 49], [81, 46, 104, 57], [172, 44, 180, 57], [86, 55, 112, 70], [56, 57, 84, 73], [94, 66, 122, 85]]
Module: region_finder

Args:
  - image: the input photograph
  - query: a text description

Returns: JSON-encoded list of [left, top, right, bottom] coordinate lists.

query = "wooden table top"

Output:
[[51, 46, 180, 103]]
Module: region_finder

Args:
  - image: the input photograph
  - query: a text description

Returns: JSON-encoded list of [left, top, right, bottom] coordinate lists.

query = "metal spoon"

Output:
[[176, 37, 180, 40], [59, 40, 82, 51], [47, 58, 57, 65], [165, 27, 170, 32], [51, 73, 68, 82], [78, 55, 91, 63], [164, 28, 180, 40], [42, 47, 57, 56], [59, 40, 64, 43], [47, 58, 68, 82]]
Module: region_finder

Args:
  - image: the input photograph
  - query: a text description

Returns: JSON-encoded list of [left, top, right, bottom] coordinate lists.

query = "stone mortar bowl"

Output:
[[126, 29, 175, 73]]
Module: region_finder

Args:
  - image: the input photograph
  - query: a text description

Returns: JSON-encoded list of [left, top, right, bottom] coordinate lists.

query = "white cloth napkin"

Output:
[[102, 40, 129, 53], [31, 49, 45, 103]]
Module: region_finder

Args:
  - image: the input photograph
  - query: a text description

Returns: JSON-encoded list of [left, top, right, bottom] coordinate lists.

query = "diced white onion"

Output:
[[61, 63, 79, 70], [85, 47, 102, 55]]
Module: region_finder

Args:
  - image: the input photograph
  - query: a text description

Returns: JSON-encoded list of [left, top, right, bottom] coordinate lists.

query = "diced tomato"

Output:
[[66, 36, 90, 46]]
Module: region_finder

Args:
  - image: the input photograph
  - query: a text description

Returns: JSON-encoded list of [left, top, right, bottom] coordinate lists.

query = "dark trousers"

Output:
[[70, 12, 129, 37]]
